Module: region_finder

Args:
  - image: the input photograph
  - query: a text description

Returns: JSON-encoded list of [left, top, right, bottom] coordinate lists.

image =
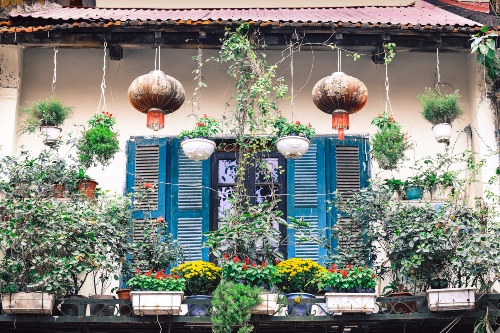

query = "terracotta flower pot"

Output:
[[77, 179, 98, 199], [116, 288, 131, 315]]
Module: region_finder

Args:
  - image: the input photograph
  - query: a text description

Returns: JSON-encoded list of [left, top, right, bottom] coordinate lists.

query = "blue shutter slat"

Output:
[[287, 139, 326, 263], [170, 139, 210, 262]]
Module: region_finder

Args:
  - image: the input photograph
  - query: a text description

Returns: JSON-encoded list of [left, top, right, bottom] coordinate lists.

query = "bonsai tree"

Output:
[[77, 111, 120, 168], [417, 87, 463, 125], [370, 113, 413, 170], [18, 96, 73, 134]]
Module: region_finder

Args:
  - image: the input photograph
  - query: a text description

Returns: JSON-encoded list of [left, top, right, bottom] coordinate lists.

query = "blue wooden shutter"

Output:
[[169, 139, 210, 262], [327, 136, 370, 251], [286, 138, 327, 262], [126, 137, 168, 222]]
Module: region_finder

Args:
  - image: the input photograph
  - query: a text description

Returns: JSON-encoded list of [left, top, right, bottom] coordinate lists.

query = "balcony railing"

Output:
[[1, 294, 499, 332]]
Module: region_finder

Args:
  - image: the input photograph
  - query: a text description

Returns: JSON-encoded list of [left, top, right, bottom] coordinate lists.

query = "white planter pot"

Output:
[[325, 293, 377, 314], [130, 291, 184, 315], [1, 292, 55, 315], [276, 136, 310, 159], [251, 293, 278, 315], [40, 126, 62, 144], [432, 123, 452, 143], [426, 288, 475, 312], [181, 138, 216, 161]]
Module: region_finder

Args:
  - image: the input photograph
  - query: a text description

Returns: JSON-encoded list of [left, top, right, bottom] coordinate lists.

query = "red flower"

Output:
[[371, 273, 375, 278], [261, 261, 267, 267], [251, 263, 256, 267], [156, 217, 165, 223], [136, 268, 141, 275], [223, 253, 229, 260], [145, 269, 153, 277], [144, 183, 152, 189], [275, 259, 281, 265], [203, 114, 207, 118], [245, 257, 251, 265], [346, 264, 352, 269], [331, 263, 336, 270], [197, 122, 204, 127], [109, 113, 113, 117], [341, 269, 347, 278], [308, 123, 312, 128], [243, 264, 248, 270], [295, 121, 301, 125], [358, 267, 362, 271], [233, 256, 240, 263]]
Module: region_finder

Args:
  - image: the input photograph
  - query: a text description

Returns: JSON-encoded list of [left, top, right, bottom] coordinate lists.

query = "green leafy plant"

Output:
[[171, 261, 221, 296], [383, 42, 396, 65], [211, 281, 262, 333], [77, 111, 120, 168], [471, 26, 500, 83], [275, 258, 327, 294], [126, 269, 185, 291], [371, 113, 413, 170], [221, 255, 277, 289], [384, 178, 404, 196], [18, 96, 73, 134], [317, 264, 377, 293], [272, 115, 316, 139], [417, 87, 463, 125], [178, 114, 221, 139]]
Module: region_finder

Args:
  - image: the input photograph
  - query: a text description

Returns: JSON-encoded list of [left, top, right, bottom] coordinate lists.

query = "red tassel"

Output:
[[338, 127, 345, 140], [332, 111, 349, 140], [147, 109, 165, 131]]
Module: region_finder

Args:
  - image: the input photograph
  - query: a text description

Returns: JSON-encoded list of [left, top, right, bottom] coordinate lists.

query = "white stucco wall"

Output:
[[14, 47, 476, 193]]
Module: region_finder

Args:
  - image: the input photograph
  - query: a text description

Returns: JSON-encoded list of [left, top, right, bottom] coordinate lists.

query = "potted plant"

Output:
[[178, 114, 221, 161], [221, 255, 279, 315], [18, 96, 73, 145], [77, 111, 120, 169], [417, 87, 463, 143], [384, 178, 404, 200], [211, 281, 261, 333], [127, 269, 185, 315], [73, 169, 99, 199], [320, 264, 378, 314], [171, 261, 221, 316], [275, 258, 327, 316], [370, 113, 413, 170], [403, 175, 423, 200], [272, 115, 315, 159]]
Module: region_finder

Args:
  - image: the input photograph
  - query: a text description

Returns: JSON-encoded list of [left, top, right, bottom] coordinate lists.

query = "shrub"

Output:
[[417, 88, 463, 125]]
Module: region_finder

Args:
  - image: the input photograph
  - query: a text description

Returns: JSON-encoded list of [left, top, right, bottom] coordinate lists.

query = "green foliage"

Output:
[[126, 269, 185, 291], [271, 115, 316, 139], [0, 148, 131, 296], [171, 261, 221, 296], [371, 114, 413, 170], [19, 96, 73, 134], [77, 112, 120, 169], [317, 265, 377, 292], [471, 26, 500, 83], [221, 256, 277, 289], [211, 281, 261, 333], [417, 87, 463, 125], [383, 42, 396, 65], [178, 114, 221, 139]]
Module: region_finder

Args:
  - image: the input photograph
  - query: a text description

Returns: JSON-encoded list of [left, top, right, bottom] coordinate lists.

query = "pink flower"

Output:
[[144, 183, 152, 189], [156, 217, 165, 223]]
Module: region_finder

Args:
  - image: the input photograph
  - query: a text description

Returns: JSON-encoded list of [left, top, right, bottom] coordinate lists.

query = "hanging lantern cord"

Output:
[[384, 61, 393, 116], [435, 47, 441, 93], [158, 44, 161, 72], [96, 41, 107, 114], [197, 45, 203, 114], [290, 41, 294, 110], [52, 45, 58, 95]]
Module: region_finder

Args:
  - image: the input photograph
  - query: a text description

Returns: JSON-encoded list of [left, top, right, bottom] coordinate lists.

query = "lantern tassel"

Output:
[[338, 127, 345, 140], [147, 109, 165, 131], [332, 110, 349, 141]]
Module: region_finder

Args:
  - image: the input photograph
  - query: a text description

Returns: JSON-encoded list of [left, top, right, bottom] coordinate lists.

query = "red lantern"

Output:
[[312, 72, 368, 140], [128, 70, 185, 131]]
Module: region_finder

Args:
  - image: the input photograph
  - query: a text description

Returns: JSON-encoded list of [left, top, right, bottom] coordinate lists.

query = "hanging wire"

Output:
[[52, 45, 58, 94], [96, 41, 107, 114], [290, 41, 294, 109], [154, 45, 158, 71], [158, 44, 161, 71], [196, 44, 203, 114], [384, 62, 393, 115], [436, 47, 441, 87]]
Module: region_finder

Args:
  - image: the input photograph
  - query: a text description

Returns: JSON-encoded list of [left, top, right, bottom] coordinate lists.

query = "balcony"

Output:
[[0, 293, 497, 333]]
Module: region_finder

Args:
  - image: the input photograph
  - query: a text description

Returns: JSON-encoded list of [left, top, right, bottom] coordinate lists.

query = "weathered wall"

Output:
[[15, 47, 475, 192]]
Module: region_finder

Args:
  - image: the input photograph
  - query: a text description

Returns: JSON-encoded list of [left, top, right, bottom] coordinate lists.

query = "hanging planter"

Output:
[[178, 115, 221, 161], [18, 96, 73, 145], [417, 88, 463, 144], [312, 72, 368, 140], [271, 116, 315, 159], [128, 70, 185, 131], [276, 136, 310, 159]]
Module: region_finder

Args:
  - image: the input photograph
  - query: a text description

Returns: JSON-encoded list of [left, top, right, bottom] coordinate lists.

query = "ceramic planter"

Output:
[[432, 123, 452, 143], [276, 136, 310, 159], [186, 295, 212, 316], [77, 179, 98, 199], [181, 138, 216, 161], [1, 292, 55, 315], [251, 293, 278, 315], [285, 293, 315, 316], [405, 186, 422, 200], [325, 293, 377, 314], [130, 291, 184, 315], [40, 126, 62, 145], [426, 287, 475, 312]]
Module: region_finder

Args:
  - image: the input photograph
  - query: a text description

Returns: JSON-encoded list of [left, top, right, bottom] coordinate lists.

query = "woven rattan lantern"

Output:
[[312, 72, 368, 140], [128, 70, 185, 131]]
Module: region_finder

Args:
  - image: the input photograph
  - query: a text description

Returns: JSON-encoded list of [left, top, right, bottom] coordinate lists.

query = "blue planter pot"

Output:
[[286, 293, 315, 316], [186, 295, 212, 316], [405, 186, 422, 200]]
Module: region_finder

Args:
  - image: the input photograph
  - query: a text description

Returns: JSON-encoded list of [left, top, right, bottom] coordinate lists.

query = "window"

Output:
[[127, 136, 369, 263]]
